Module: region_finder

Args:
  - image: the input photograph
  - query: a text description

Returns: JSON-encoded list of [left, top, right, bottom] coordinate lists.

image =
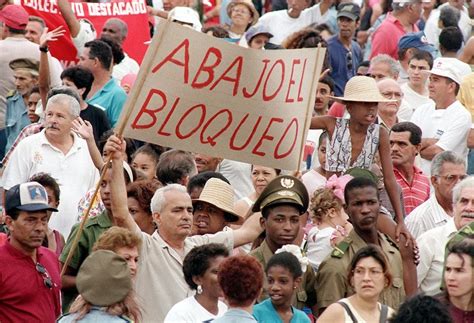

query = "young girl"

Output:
[[306, 175, 353, 271], [310, 76, 407, 241], [131, 144, 163, 181], [253, 250, 311, 323]]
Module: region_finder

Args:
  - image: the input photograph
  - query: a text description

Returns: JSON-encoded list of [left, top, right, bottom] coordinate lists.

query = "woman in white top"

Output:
[[317, 245, 395, 323], [306, 175, 352, 271], [164, 243, 229, 323]]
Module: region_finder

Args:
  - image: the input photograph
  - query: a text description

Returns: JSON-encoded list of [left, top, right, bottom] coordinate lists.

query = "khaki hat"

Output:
[[252, 175, 309, 214], [329, 76, 395, 103], [76, 250, 132, 307], [227, 0, 260, 26], [193, 178, 243, 224], [9, 58, 39, 77]]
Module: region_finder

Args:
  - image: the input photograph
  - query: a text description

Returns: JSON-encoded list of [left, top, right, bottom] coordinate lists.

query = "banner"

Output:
[[118, 19, 325, 170], [19, 0, 150, 67]]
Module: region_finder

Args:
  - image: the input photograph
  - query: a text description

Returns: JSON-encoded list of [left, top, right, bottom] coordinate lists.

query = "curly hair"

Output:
[[126, 179, 162, 216], [266, 251, 302, 278], [282, 28, 330, 71], [183, 243, 229, 290], [218, 255, 263, 307], [93, 227, 142, 253], [310, 188, 343, 223]]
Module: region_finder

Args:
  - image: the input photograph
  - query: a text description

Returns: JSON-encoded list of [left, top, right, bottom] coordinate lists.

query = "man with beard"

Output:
[[316, 177, 405, 313], [250, 175, 318, 315]]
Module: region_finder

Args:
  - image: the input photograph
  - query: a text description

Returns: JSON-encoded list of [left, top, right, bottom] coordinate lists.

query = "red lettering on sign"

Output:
[[151, 39, 190, 83], [131, 89, 166, 129], [285, 59, 300, 103], [175, 104, 206, 139], [200, 109, 233, 146], [242, 59, 270, 99], [157, 95, 180, 136], [252, 117, 284, 156], [191, 47, 222, 89], [210, 56, 243, 96], [297, 59, 307, 102], [274, 118, 298, 159], [263, 60, 285, 102], [229, 114, 262, 151]]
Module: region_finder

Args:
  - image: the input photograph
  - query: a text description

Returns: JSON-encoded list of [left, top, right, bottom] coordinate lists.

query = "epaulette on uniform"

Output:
[[331, 237, 352, 258], [383, 233, 400, 250]]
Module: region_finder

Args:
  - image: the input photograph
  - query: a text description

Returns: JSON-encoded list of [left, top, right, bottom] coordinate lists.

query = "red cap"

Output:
[[0, 5, 29, 30]]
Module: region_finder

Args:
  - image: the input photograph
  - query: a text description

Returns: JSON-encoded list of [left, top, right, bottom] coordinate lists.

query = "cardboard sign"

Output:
[[118, 19, 325, 170], [19, 0, 150, 67]]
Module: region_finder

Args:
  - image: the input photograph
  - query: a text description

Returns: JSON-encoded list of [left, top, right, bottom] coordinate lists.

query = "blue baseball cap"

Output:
[[5, 182, 58, 214], [398, 32, 436, 58]]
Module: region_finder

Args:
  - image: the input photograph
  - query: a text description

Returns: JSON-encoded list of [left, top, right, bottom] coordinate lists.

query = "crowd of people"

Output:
[[0, 0, 474, 321]]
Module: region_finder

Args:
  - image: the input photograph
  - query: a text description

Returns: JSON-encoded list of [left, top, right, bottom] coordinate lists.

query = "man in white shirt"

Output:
[[257, 0, 332, 45], [1, 93, 98, 238], [410, 57, 471, 176], [417, 175, 474, 295], [406, 151, 466, 238]]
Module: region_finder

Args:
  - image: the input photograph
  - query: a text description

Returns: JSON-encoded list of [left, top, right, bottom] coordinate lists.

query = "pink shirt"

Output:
[[394, 166, 430, 216], [370, 12, 419, 59]]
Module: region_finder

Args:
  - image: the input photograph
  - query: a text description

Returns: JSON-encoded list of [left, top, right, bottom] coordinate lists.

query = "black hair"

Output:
[[408, 49, 434, 69], [357, 60, 370, 68], [132, 144, 165, 166], [28, 86, 40, 96], [266, 251, 303, 278], [389, 294, 452, 323], [187, 171, 230, 194], [390, 121, 422, 145], [6, 26, 26, 35], [319, 74, 335, 92], [7, 208, 21, 220], [447, 237, 474, 265], [439, 26, 463, 53], [29, 173, 60, 203], [157, 150, 196, 184], [344, 177, 378, 204], [318, 130, 329, 147], [60, 66, 95, 100], [99, 35, 125, 66], [183, 243, 229, 290], [98, 130, 138, 163], [84, 39, 113, 70]]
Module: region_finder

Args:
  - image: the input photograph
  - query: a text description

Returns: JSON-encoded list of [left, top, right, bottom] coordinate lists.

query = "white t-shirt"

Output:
[[410, 100, 471, 176], [301, 169, 326, 199], [112, 54, 140, 82], [306, 226, 335, 271], [400, 83, 433, 121], [258, 4, 329, 45], [164, 296, 227, 323]]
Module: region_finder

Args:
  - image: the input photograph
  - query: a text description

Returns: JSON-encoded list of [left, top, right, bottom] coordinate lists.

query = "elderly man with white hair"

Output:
[[377, 78, 405, 130], [1, 93, 99, 238]]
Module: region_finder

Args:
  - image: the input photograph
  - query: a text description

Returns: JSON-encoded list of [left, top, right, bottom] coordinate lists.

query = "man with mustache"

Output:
[[316, 177, 405, 314], [417, 176, 474, 295], [0, 182, 61, 322], [390, 121, 430, 216]]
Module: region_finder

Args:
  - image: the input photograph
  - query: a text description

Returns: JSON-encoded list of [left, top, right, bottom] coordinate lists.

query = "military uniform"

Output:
[[316, 229, 405, 311], [250, 240, 317, 310]]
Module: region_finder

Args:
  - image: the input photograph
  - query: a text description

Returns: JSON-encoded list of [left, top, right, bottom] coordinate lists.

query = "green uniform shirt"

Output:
[[59, 211, 113, 312], [250, 240, 317, 310], [315, 230, 405, 311]]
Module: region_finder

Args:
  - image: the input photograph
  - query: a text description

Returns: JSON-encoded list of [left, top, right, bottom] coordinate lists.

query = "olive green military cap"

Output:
[[9, 58, 39, 76]]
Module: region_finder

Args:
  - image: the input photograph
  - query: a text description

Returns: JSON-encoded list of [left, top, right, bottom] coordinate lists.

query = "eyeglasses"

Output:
[[435, 174, 468, 183], [36, 263, 53, 289], [353, 267, 384, 277], [346, 51, 353, 71], [381, 91, 403, 99]]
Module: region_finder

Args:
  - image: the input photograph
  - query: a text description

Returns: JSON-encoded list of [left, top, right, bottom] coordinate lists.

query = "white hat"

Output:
[[427, 57, 466, 85], [168, 7, 202, 31]]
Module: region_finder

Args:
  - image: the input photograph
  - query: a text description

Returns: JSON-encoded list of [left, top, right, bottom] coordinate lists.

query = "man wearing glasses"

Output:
[[406, 151, 467, 238], [328, 3, 362, 97], [0, 181, 61, 322]]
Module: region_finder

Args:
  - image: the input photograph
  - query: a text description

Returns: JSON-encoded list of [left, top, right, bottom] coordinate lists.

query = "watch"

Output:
[[39, 46, 49, 53]]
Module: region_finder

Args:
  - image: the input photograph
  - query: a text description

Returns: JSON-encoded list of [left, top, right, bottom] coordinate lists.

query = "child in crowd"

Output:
[[131, 144, 163, 180], [253, 250, 311, 323]]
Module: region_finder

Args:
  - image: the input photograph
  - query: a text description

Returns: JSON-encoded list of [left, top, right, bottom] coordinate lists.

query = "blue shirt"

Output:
[[213, 308, 256, 323], [253, 298, 311, 323], [328, 35, 362, 96], [5, 92, 30, 152], [86, 78, 127, 127]]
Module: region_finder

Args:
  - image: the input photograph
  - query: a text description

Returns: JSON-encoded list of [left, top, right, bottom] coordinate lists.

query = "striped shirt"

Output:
[[394, 166, 430, 216], [405, 194, 451, 239]]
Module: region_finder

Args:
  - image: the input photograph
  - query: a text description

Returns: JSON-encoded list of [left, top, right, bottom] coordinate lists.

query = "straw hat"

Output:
[[193, 178, 243, 224], [329, 76, 395, 103], [227, 0, 260, 26]]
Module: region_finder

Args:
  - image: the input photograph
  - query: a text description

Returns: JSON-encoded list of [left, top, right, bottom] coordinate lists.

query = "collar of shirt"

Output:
[[88, 78, 117, 102], [38, 129, 83, 154], [4, 239, 44, 262], [428, 194, 451, 225]]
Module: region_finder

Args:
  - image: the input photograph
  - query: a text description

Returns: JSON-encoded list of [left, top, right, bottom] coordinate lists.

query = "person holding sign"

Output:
[[106, 134, 265, 322]]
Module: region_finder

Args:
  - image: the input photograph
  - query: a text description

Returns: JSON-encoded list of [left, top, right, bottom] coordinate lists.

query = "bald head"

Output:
[[102, 18, 128, 45], [377, 78, 403, 115]]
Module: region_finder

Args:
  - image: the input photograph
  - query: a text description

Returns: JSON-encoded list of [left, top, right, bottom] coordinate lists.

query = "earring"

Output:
[[197, 285, 203, 294]]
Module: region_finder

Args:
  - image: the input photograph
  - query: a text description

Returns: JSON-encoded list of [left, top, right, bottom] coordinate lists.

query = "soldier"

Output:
[[250, 175, 317, 315], [315, 177, 405, 314]]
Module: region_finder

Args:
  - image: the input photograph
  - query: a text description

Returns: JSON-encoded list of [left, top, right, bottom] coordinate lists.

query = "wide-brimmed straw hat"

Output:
[[192, 178, 243, 224], [329, 76, 395, 103], [227, 0, 260, 26]]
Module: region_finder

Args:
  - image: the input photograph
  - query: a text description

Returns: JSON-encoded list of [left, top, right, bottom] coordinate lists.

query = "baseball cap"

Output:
[[427, 57, 465, 85], [337, 3, 361, 21], [0, 5, 29, 30], [5, 182, 58, 214], [245, 24, 273, 43], [168, 7, 202, 31], [398, 32, 436, 58]]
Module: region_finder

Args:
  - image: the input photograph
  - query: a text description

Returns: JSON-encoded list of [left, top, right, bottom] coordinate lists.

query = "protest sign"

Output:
[[18, 0, 150, 67], [118, 19, 325, 170]]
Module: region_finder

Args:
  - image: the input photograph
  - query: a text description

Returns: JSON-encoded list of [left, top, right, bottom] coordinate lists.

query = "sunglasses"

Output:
[[346, 51, 353, 72], [36, 263, 54, 289]]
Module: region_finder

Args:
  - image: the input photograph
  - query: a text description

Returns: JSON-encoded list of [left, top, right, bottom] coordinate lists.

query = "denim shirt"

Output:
[[5, 92, 30, 152]]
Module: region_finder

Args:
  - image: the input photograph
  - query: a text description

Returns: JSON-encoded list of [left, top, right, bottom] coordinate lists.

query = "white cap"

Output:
[[168, 7, 202, 31], [427, 57, 466, 85]]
